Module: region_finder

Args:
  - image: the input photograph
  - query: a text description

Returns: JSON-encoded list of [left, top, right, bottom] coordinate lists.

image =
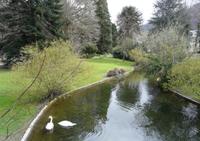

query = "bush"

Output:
[[112, 46, 127, 60], [112, 38, 138, 60], [80, 43, 98, 58], [129, 48, 149, 67], [143, 26, 189, 82], [167, 58, 200, 97], [13, 40, 85, 100]]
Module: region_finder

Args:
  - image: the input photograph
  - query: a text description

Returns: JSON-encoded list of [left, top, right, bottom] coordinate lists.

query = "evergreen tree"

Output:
[[96, 0, 112, 54], [0, 0, 63, 64], [43, 0, 63, 38], [117, 6, 142, 39], [150, 0, 189, 32], [112, 23, 118, 47]]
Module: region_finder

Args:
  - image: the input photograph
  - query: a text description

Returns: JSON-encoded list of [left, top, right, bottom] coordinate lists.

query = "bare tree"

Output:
[[62, 0, 100, 53]]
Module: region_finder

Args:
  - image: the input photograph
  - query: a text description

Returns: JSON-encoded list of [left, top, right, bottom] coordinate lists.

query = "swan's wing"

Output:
[[58, 121, 77, 126], [45, 123, 54, 130]]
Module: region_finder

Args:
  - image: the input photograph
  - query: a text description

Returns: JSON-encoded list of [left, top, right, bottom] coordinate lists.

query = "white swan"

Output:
[[58, 120, 77, 128], [45, 116, 54, 131]]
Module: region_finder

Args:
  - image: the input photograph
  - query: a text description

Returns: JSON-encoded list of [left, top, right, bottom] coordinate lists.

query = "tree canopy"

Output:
[[117, 6, 142, 39], [0, 0, 63, 64], [150, 0, 189, 32], [96, 0, 112, 54]]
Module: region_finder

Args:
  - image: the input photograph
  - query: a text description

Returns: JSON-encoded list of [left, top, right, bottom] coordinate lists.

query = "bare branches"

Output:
[[62, 0, 100, 50]]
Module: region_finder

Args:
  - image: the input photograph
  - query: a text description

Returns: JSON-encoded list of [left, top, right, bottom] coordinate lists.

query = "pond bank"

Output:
[[21, 71, 132, 141], [0, 57, 133, 140], [170, 89, 200, 105], [22, 72, 200, 141]]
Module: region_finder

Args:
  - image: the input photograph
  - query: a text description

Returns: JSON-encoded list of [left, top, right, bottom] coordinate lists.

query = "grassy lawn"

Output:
[[0, 57, 133, 137]]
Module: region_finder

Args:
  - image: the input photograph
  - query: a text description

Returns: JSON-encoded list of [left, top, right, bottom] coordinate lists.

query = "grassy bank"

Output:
[[167, 57, 200, 102], [0, 57, 133, 138]]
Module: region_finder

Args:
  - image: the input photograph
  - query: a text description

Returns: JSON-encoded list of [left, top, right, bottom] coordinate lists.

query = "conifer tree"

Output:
[[150, 0, 189, 32], [112, 23, 118, 47], [117, 6, 142, 39], [0, 0, 63, 63], [95, 0, 112, 53]]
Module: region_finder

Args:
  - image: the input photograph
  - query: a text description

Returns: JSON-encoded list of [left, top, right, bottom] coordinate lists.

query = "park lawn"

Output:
[[0, 57, 133, 137], [71, 57, 133, 89]]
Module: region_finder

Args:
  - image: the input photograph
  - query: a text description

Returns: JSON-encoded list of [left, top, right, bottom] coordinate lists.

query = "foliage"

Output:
[[139, 26, 189, 82], [96, 0, 112, 54], [112, 38, 139, 60], [112, 23, 118, 47], [117, 6, 142, 39], [129, 48, 149, 67], [0, 0, 63, 64], [167, 58, 200, 98], [13, 40, 84, 99], [149, 0, 189, 33], [0, 57, 132, 137], [195, 23, 200, 52], [112, 46, 127, 60], [80, 43, 98, 58], [147, 28, 188, 81], [62, 0, 99, 52]]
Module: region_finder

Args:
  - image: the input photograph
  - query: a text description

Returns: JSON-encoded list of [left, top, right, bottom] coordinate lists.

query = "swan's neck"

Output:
[[50, 117, 53, 123]]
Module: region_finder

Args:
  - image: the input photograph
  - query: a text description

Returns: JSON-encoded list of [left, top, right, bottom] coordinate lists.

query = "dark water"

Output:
[[26, 73, 200, 141]]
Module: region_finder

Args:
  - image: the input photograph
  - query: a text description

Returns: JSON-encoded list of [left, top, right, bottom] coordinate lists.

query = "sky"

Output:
[[107, 0, 199, 25]]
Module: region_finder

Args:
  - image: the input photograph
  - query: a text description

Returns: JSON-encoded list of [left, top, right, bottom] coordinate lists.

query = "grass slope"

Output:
[[0, 57, 133, 137]]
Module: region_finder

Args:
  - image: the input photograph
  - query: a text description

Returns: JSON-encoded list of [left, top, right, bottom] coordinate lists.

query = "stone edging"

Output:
[[21, 71, 132, 141], [170, 89, 200, 105]]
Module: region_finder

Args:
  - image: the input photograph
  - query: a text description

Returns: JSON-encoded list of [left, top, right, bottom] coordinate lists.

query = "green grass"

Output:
[[0, 57, 133, 137], [71, 57, 133, 89]]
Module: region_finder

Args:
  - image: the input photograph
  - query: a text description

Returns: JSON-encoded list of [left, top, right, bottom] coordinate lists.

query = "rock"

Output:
[[106, 68, 126, 77]]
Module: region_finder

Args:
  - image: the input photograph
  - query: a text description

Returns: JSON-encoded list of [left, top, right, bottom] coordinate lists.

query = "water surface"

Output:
[[26, 73, 200, 141]]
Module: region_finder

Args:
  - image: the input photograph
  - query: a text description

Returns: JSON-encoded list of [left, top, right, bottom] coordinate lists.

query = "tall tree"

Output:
[[150, 0, 189, 32], [62, 0, 99, 52], [96, 0, 112, 54], [0, 0, 63, 64], [117, 6, 142, 39], [112, 23, 118, 47]]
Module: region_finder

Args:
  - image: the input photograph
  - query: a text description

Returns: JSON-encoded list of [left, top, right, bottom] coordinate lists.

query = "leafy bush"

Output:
[[13, 40, 85, 100], [80, 43, 98, 58], [143, 26, 189, 82], [112, 38, 138, 60], [167, 58, 200, 97], [129, 48, 149, 67], [112, 46, 127, 60]]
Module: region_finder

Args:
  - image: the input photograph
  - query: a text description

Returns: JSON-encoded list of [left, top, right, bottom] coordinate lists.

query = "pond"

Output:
[[25, 72, 200, 141]]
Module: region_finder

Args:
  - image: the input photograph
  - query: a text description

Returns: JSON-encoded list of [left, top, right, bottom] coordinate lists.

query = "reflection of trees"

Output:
[[27, 83, 112, 141], [142, 90, 200, 141], [116, 83, 138, 108], [116, 72, 144, 107]]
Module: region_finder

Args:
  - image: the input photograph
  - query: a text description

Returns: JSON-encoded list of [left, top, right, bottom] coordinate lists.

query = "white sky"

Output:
[[107, 0, 199, 25]]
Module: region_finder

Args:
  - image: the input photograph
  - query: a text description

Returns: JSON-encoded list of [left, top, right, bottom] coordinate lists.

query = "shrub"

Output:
[[13, 40, 85, 100], [112, 46, 127, 60], [80, 43, 98, 58], [167, 58, 200, 97], [129, 48, 149, 67], [112, 38, 138, 60], [143, 26, 189, 82]]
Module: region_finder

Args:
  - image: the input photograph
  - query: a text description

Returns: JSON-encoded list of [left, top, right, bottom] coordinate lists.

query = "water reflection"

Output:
[[138, 80, 152, 105], [26, 73, 200, 141]]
